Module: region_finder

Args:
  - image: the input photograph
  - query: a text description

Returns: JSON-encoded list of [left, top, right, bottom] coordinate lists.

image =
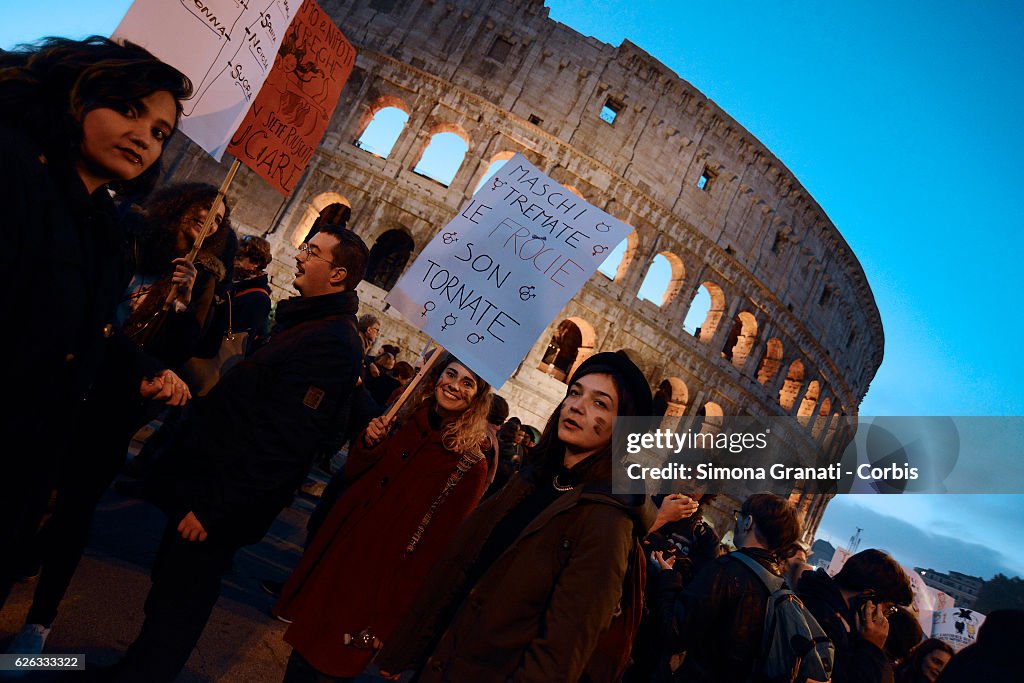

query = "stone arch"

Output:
[[812, 396, 832, 439], [290, 193, 351, 248], [597, 230, 638, 281], [653, 377, 689, 417], [778, 359, 805, 411], [365, 228, 415, 291], [756, 338, 784, 384], [723, 311, 758, 368], [412, 123, 470, 186], [699, 401, 725, 435], [797, 380, 820, 424], [689, 282, 726, 343], [473, 150, 515, 193], [354, 97, 410, 158], [537, 317, 597, 383], [637, 251, 686, 307], [823, 412, 841, 450]]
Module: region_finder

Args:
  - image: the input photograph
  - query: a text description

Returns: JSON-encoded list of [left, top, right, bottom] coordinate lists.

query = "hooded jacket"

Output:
[[376, 463, 655, 683]]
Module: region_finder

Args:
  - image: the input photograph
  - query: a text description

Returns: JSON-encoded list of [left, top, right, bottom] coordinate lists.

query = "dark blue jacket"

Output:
[[150, 290, 363, 545]]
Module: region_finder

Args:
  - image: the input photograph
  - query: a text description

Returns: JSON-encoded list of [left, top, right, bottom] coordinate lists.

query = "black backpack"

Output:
[[731, 552, 834, 683]]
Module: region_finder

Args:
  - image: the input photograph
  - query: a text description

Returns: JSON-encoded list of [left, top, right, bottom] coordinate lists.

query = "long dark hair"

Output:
[[527, 360, 639, 486], [0, 36, 192, 197], [120, 184, 237, 340], [132, 182, 236, 277]]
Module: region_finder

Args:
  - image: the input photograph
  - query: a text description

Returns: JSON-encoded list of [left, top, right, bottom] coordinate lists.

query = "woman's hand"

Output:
[[169, 257, 197, 308], [649, 493, 699, 533], [140, 368, 192, 406], [177, 511, 208, 542], [652, 550, 677, 570], [363, 415, 395, 447]]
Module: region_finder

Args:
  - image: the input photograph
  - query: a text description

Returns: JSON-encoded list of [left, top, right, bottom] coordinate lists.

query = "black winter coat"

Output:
[[669, 547, 780, 683], [797, 567, 894, 683], [148, 291, 363, 546], [0, 123, 158, 443], [229, 273, 272, 342]]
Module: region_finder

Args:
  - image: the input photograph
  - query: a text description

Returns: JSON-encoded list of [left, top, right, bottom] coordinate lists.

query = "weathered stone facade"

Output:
[[160, 0, 883, 537]]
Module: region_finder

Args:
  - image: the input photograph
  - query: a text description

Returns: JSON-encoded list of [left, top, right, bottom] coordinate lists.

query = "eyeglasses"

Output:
[[298, 242, 339, 268]]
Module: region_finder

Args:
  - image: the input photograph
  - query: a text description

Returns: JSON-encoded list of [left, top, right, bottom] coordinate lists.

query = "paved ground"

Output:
[[0, 458, 334, 682]]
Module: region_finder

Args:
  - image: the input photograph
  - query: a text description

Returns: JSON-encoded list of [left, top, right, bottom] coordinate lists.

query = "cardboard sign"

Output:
[[932, 607, 985, 651], [386, 154, 635, 388], [114, 0, 305, 159], [227, 0, 355, 195]]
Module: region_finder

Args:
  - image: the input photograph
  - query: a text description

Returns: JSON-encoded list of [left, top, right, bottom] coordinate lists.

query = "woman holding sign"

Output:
[[274, 352, 492, 681], [376, 351, 655, 683], [0, 36, 191, 612]]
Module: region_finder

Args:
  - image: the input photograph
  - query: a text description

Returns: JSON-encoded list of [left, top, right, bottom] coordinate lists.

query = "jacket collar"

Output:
[[512, 477, 656, 542], [273, 290, 358, 331]]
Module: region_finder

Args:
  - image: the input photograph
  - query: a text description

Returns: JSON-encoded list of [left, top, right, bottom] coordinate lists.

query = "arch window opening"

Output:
[[653, 378, 689, 418], [637, 252, 685, 307], [413, 131, 468, 187], [797, 380, 821, 425], [537, 318, 596, 383], [473, 155, 511, 194], [723, 311, 758, 368], [355, 106, 409, 158], [812, 397, 832, 439], [697, 402, 724, 436], [597, 238, 628, 280], [684, 282, 725, 343], [365, 229, 415, 291], [302, 202, 352, 244], [779, 360, 805, 411], [756, 338, 784, 385], [290, 194, 351, 248]]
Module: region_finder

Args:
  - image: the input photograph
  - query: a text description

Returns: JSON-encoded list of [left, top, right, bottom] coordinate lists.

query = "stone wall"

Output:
[[159, 0, 882, 537]]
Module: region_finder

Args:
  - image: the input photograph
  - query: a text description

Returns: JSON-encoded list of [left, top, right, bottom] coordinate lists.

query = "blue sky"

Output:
[[5, 1, 1023, 581]]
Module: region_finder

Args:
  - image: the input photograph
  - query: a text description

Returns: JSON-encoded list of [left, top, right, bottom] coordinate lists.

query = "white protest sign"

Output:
[[386, 154, 635, 388], [114, 0, 304, 160], [932, 607, 985, 651]]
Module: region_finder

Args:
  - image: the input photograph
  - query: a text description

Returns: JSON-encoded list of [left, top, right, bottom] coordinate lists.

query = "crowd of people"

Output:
[[1, 34, 1019, 683]]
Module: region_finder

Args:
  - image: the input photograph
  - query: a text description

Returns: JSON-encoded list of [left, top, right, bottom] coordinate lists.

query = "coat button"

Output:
[[562, 539, 571, 549], [401, 451, 410, 460], [102, 324, 114, 338], [380, 476, 389, 487]]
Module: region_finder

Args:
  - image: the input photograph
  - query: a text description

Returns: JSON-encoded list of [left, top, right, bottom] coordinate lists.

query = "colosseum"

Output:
[[160, 0, 883, 537]]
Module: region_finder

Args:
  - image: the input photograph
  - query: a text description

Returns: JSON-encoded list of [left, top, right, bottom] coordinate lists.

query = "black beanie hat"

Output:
[[566, 351, 653, 416]]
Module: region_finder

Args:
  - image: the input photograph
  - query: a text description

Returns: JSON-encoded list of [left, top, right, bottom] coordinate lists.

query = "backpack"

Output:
[[731, 552, 834, 683]]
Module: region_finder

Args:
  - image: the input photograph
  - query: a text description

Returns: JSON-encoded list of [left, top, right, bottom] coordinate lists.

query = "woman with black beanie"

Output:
[[377, 351, 656, 683]]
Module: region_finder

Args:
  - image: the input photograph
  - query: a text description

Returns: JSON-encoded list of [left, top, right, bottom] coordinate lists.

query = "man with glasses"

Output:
[[109, 225, 369, 683], [797, 548, 913, 683]]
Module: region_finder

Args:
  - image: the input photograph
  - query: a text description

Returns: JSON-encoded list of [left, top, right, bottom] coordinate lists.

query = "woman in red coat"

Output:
[[274, 352, 492, 681]]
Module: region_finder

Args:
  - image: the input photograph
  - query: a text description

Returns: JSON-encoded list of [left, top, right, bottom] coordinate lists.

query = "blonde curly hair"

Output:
[[396, 351, 491, 459]]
